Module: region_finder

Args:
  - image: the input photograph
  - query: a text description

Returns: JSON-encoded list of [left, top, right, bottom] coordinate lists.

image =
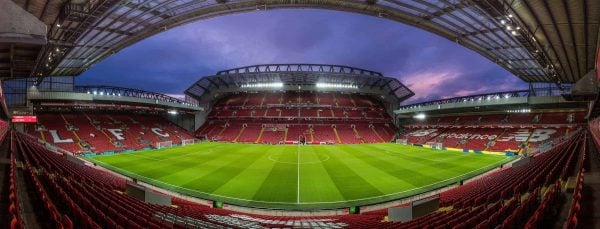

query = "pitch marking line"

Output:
[[297, 144, 300, 204], [267, 153, 329, 164], [90, 154, 514, 205], [111, 145, 227, 162]]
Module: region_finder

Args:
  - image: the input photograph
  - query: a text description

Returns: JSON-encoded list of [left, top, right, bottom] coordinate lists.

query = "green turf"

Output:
[[87, 143, 514, 210]]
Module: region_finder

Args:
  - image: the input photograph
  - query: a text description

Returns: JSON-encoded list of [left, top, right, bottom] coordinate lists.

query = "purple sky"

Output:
[[77, 9, 527, 104]]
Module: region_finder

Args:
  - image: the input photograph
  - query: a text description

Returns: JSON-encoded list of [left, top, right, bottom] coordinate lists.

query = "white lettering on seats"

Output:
[[151, 128, 170, 137], [409, 129, 438, 137], [527, 129, 557, 142], [49, 130, 74, 143], [107, 129, 125, 140], [496, 129, 531, 142]]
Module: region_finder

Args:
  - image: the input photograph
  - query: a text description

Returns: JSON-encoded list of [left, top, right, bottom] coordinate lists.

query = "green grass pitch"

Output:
[[88, 143, 513, 210]]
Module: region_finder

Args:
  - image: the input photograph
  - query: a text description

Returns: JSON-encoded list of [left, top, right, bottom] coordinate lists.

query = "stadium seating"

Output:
[[258, 126, 285, 144], [312, 125, 336, 144], [336, 125, 362, 144], [235, 123, 262, 143], [27, 112, 194, 154], [199, 91, 397, 144], [407, 112, 585, 128], [286, 125, 309, 142], [440, 132, 582, 208], [398, 112, 584, 152], [7, 122, 587, 228], [10, 131, 391, 228]]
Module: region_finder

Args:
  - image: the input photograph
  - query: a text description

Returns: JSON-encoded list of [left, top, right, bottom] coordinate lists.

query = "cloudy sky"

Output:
[[77, 9, 527, 104]]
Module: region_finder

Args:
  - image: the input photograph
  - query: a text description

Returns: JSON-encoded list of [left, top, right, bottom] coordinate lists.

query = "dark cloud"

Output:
[[78, 9, 527, 103]]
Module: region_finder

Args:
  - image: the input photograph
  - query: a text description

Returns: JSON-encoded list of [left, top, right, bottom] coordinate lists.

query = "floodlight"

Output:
[[413, 113, 426, 120]]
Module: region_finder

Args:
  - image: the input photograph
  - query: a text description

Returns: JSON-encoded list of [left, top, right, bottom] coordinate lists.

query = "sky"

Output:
[[77, 9, 527, 104]]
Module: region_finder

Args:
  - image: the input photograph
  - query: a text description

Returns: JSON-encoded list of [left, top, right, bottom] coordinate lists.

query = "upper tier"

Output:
[[406, 112, 586, 127], [209, 91, 391, 121]]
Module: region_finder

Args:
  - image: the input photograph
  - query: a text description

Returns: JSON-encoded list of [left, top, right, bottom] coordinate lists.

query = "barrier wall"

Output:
[[422, 144, 516, 156]]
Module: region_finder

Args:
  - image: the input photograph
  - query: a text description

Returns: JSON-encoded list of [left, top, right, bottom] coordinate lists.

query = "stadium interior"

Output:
[[1, 0, 599, 229]]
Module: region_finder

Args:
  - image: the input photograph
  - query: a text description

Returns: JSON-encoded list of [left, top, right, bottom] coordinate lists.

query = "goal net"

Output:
[[396, 139, 408, 145], [181, 139, 196, 146], [155, 141, 172, 149], [427, 142, 443, 150]]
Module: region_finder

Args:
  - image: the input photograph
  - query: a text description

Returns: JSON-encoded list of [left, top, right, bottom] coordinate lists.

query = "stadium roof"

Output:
[[185, 63, 414, 105], [394, 85, 588, 117], [2, 0, 599, 86]]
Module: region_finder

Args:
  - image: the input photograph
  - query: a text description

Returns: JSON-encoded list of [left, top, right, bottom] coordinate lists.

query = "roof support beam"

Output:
[[562, 0, 582, 78], [518, 0, 569, 83], [38, 0, 50, 20], [540, 0, 576, 82], [9, 44, 14, 78], [205, 78, 220, 89], [461, 28, 503, 37]]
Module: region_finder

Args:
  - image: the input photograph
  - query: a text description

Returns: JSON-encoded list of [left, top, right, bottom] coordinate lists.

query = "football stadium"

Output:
[[0, 0, 599, 229]]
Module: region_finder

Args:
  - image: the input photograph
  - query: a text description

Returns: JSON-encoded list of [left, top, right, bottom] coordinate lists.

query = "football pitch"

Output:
[[88, 143, 514, 209]]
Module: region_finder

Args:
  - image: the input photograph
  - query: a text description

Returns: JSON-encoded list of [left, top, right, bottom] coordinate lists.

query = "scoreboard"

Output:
[[11, 115, 37, 123]]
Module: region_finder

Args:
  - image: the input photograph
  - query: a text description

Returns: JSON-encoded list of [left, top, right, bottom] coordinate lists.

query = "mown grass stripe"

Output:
[[89, 142, 511, 209], [320, 146, 385, 200], [298, 146, 345, 203], [252, 147, 297, 202]]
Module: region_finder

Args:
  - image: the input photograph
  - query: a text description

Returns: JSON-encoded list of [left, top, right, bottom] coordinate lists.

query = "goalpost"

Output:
[[396, 139, 408, 145], [427, 142, 443, 150], [155, 141, 172, 149], [181, 139, 196, 146]]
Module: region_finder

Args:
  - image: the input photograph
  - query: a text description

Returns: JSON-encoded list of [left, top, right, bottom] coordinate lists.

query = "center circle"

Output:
[[268, 152, 330, 164]]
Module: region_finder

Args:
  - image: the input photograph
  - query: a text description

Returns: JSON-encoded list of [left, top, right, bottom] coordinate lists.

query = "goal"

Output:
[[181, 139, 196, 146], [396, 139, 408, 145], [427, 142, 443, 150], [155, 141, 172, 149]]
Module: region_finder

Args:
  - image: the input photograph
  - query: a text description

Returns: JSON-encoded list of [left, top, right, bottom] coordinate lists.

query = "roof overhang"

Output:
[[27, 85, 202, 112], [185, 64, 414, 106], [9, 0, 596, 86], [0, 0, 47, 78]]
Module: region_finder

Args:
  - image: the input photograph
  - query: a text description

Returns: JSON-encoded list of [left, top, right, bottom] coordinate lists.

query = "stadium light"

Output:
[[316, 83, 358, 89], [413, 113, 426, 120], [506, 108, 531, 113], [240, 82, 284, 88], [168, 110, 178, 115]]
